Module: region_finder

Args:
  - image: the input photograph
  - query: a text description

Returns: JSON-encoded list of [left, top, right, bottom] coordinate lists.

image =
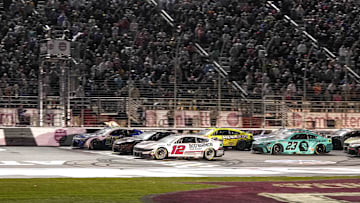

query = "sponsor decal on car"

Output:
[[222, 135, 248, 139], [189, 143, 213, 150]]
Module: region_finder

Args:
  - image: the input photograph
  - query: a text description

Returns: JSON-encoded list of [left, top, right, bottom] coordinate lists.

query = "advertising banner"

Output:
[[288, 112, 360, 128], [0, 108, 62, 127], [146, 110, 240, 127], [217, 111, 243, 127]]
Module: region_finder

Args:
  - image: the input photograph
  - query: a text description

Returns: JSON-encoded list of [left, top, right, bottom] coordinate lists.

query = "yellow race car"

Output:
[[198, 128, 253, 150]]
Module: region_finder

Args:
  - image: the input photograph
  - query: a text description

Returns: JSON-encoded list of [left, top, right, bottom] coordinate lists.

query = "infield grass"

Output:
[[0, 176, 359, 203]]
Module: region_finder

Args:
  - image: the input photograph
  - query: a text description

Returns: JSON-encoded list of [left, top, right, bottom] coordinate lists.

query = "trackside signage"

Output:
[[145, 110, 242, 127], [288, 112, 360, 128], [152, 179, 360, 203]]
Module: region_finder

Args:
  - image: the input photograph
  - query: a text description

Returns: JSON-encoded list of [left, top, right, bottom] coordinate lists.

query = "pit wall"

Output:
[[0, 128, 87, 146]]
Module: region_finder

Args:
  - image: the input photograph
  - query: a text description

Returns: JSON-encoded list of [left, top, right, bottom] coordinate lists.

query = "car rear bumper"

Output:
[[71, 140, 85, 148]]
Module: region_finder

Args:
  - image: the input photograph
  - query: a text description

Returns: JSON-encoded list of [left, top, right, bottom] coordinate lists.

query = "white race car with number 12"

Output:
[[133, 135, 225, 160]]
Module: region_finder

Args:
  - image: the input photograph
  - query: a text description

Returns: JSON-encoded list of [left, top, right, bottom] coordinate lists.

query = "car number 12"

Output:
[[171, 145, 185, 154], [286, 142, 298, 150]]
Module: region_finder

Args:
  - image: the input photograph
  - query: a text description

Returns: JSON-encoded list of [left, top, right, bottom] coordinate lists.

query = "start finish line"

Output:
[[0, 161, 65, 165], [0, 167, 359, 178]]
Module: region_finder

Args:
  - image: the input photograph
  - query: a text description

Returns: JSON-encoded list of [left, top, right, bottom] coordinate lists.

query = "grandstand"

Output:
[[0, 0, 360, 129]]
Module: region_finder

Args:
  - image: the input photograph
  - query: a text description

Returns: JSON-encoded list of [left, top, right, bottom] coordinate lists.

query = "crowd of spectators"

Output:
[[1, 0, 360, 102]]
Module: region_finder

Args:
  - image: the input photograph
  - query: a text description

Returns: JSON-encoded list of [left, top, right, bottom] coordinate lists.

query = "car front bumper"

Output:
[[251, 144, 270, 153], [71, 139, 86, 148], [133, 149, 154, 158]]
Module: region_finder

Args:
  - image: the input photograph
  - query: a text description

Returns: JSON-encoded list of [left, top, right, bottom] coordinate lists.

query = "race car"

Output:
[[198, 128, 253, 150], [347, 142, 360, 156], [252, 129, 332, 155], [133, 135, 224, 160], [344, 137, 360, 153], [72, 128, 142, 149], [112, 131, 176, 154], [326, 129, 360, 150], [84, 129, 142, 150], [71, 127, 114, 148]]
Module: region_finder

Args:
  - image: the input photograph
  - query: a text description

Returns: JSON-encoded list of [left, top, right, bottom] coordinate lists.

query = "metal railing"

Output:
[[2, 95, 360, 129]]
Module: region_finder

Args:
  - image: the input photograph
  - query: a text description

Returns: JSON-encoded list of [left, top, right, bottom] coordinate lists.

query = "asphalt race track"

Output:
[[0, 147, 359, 178]]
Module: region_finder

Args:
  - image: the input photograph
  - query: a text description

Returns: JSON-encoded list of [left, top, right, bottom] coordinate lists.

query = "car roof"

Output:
[[177, 134, 209, 139], [207, 127, 244, 132]]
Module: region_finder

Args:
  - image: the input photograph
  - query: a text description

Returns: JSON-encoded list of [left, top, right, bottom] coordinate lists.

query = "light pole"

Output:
[[173, 29, 183, 129]]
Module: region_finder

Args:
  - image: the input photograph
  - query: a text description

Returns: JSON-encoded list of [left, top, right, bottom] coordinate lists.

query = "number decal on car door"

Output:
[[286, 142, 298, 150], [171, 145, 185, 154]]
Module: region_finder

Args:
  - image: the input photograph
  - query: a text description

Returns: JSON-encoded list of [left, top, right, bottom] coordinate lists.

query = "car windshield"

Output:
[[267, 130, 294, 139], [157, 135, 178, 143], [198, 129, 213, 136], [135, 132, 156, 140], [95, 127, 112, 135]]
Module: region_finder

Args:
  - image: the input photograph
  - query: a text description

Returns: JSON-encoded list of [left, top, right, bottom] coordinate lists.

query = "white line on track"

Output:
[[0, 167, 360, 178], [82, 150, 222, 168]]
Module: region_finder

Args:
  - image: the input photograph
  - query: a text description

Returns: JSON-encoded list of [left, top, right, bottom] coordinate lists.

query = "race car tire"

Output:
[[272, 144, 283, 155], [204, 148, 215, 161], [236, 140, 246, 151], [314, 144, 326, 155], [89, 139, 99, 150], [154, 147, 167, 160]]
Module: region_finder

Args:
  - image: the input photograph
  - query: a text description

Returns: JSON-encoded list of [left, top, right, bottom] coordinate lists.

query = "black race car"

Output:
[[326, 129, 360, 150], [112, 131, 175, 154]]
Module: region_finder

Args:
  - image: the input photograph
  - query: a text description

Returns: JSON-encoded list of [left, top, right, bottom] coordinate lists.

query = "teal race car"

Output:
[[252, 129, 333, 155]]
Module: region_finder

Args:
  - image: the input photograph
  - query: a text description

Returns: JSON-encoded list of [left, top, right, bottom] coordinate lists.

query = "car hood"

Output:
[[254, 136, 279, 143], [74, 133, 97, 139], [350, 142, 360, 147], [253, 135, 270, 141], [345, 137, 360, 144], [134, 141, 160, 149]]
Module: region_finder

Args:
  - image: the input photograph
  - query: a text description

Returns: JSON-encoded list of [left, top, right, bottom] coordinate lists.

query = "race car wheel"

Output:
[[272, 144, 283, 155], [89, 140, 99, 150], [236, 140, 246, 151], [154, 148, 167, 160], [315, 144, 326, 155], [204, 148, 215, 161]]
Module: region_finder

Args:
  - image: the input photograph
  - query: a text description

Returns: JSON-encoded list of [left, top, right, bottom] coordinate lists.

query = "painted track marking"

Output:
[[74, 149, 222, 168]]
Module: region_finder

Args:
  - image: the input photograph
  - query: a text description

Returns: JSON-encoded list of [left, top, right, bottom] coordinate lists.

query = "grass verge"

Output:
[[0, 176, 359, 203]]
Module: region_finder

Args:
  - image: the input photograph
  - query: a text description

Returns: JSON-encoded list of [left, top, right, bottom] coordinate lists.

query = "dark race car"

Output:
[[112, 131, 176, 154], [84, 129, 142, 150], [326, 129, 360, 150], [347, 142, 360, 156]]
